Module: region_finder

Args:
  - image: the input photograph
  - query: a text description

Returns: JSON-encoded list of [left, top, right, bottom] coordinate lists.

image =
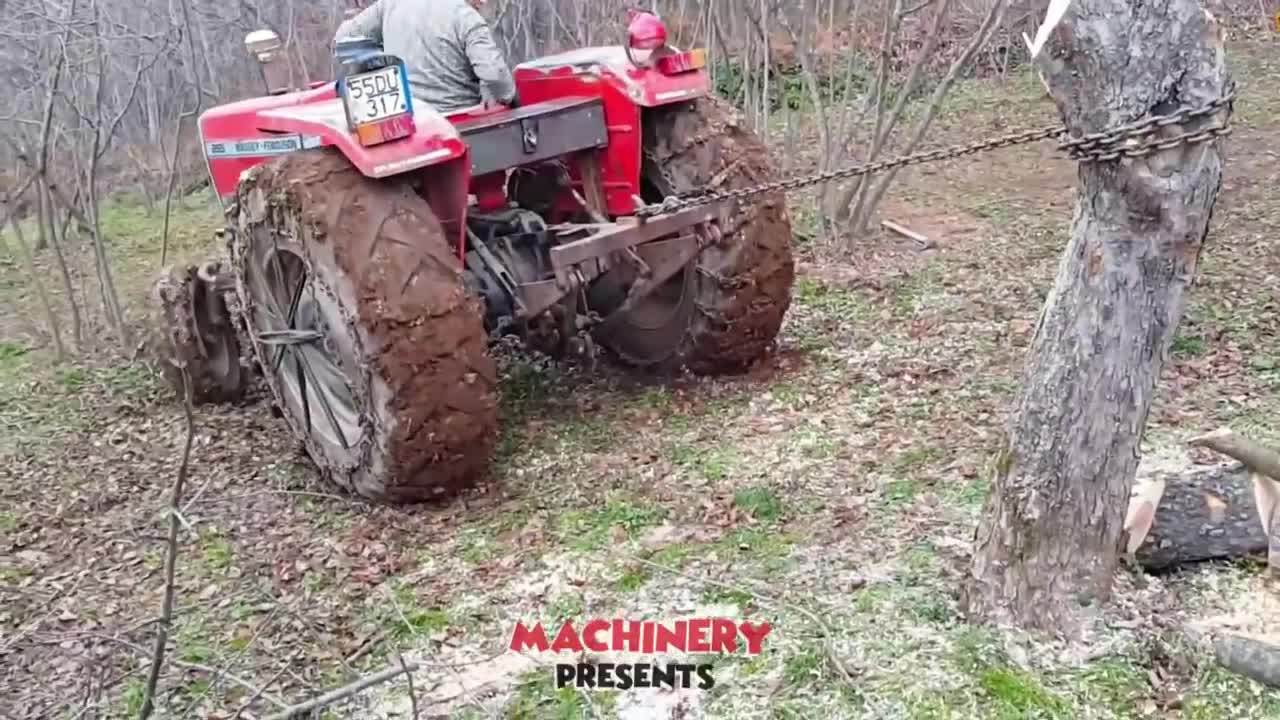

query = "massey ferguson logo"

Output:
[[205, 136, 305, 158], [509, 618, 772, 690]]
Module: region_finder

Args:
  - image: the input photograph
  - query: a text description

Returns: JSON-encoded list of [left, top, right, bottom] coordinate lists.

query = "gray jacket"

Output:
[[335, 0, 516, 113]]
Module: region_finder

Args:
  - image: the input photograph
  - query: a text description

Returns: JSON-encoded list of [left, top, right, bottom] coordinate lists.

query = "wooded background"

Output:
[[0, 0, 1264, 361], [0, 0, 1045, 211]]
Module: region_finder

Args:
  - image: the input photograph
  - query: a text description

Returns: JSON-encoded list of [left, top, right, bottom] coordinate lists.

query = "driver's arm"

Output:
[[335, 1, 385, 44], [456, 5, 516, 106]]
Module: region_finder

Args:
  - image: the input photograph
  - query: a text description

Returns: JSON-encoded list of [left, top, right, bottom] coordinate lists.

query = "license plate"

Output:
[[343, 65, 409, 127]]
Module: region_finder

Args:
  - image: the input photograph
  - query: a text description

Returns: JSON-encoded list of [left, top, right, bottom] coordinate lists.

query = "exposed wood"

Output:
[[881, 219, 932, 248], [1188, 427, 1280, 482], [1213, 633, 1280, 689], [963, 0, 1232, 633], [1130, 463, 1268, 571], [1188, 428, 1280, 573]]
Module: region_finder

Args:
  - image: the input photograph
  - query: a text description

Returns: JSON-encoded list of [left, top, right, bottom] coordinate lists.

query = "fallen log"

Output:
[[1129, 462, 1270, 572], [1214, 633, 1280, 689], [1190, 428, 1280, 573]]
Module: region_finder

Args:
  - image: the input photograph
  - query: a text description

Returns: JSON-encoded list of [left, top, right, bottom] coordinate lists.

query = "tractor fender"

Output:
[[513, 46, 710, 108], [253, 101, 467, 179], [199, 85, 468, 204]]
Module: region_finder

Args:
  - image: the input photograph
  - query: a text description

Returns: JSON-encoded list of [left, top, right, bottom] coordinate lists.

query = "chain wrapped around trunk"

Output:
[[635, 91, 1235, 219]]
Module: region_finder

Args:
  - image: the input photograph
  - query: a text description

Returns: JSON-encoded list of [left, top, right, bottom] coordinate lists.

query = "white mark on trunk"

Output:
[[1026, 0, 1074, 60]]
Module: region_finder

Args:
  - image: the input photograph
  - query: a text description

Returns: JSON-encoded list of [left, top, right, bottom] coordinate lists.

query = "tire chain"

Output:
[[226, 179, 372, 476], [636, 91, 1235, 219]]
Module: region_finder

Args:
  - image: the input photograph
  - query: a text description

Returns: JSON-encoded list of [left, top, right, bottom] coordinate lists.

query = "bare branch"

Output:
[[263, 662, 421, 720]]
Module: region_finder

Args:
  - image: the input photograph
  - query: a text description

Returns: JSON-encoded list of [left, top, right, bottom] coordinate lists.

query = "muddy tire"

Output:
[[593, 96, 795, 374], [232, 149, 498, 503], [149, 262, 247, 404]]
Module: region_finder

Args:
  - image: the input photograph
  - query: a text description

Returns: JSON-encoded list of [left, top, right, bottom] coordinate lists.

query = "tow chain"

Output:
[[636, 91, 1235, 219]]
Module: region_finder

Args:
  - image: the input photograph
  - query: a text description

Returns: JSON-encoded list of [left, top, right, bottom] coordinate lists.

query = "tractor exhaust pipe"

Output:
[[245, 29, 290, 96]]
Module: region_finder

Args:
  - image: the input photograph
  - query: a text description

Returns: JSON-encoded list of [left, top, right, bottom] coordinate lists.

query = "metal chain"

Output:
[[636, 91, 1235, 219]]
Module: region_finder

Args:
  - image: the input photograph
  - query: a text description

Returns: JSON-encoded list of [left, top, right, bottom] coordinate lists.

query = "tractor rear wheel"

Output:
[[231, 149, 498, 503], [592, 97, 795, 374]]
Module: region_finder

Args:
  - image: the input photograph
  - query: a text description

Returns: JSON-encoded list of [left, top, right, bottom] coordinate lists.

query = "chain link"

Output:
[[636, 91, 1235, 219]]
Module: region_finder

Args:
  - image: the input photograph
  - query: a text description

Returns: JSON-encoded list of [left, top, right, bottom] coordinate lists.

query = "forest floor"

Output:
[[1, 30, 1278, 720]]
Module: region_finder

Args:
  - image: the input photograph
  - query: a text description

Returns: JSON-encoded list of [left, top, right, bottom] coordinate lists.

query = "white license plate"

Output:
[[344, 65, 409, 126]]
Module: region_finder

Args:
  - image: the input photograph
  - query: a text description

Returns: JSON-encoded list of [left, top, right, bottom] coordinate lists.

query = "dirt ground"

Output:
[[1, 32, 1278, 720]]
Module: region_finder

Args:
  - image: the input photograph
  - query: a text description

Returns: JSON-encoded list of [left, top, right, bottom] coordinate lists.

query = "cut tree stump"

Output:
[[1130, 462, 1269, 571]]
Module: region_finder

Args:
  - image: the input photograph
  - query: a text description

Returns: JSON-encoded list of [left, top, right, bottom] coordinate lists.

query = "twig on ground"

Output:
[[231, 654, 300, 720], [263, 661, 420, 720], [138, 363, 196, 720], [399, 653, 421, 720], [179, 602, 285, 719], [344, 629, 389, 666], [622, 553, 860, 686], [382, 585, 494, 719], [881, 219, 933, 249], [95, 635, 286, 708]]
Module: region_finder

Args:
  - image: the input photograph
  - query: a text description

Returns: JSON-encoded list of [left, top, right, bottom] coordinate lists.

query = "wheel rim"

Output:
[[245, 240, 362, 455], [592, 161, 701, 363]]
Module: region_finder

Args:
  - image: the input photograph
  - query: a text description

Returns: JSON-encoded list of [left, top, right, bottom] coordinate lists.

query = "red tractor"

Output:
[[154, 11, 794, 503]]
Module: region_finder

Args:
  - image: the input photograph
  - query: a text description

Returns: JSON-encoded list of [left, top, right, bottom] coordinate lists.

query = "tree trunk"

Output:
[[8, 205, 66, 361], [962, 0, 1232, 634], [41, 178, 83, 349]]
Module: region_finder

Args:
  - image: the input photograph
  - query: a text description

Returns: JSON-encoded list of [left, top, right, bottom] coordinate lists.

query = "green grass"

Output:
[[789, 424, 840, 459], [978, 667, 1070, 719], [1181, 665, 1280, 719], [506, 668, 609, 719], [672, 443, 741, 481], [612, 563, 650, 593], [1170, 333, 1208, 358], [645, 541, 699, 569], [714, 528, 796, 576], [1069, 658, 1149, 717], [200, 534, 235, 574], [547, 593, 585, 621], [701, 586, 755, 610], [793, 277, 874, 319], [890, 446, 944, 474], [782, 648, 825, 687], [883, 478, 921, 507], [555, 495, 668, 552], [732, 486, 785, 523]]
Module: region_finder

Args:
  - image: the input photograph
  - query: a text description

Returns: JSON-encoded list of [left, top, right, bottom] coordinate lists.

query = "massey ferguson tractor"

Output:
[[152, 10, 794, 503]]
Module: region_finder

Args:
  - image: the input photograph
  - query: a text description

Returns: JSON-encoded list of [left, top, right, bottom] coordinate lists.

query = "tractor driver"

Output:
[[335, 0, 518, 113]]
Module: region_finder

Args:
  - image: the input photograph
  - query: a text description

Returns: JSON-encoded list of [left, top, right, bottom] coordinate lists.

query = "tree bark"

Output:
[[1214, 634, 1280, 689], [1133, 463, 1268, 571], [962, 0, 1232, 634]]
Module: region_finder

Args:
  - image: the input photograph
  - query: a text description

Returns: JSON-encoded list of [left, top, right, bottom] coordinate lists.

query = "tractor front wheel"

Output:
[[149, 261, 247, 404], [592, 97, 795, 374], [231, 150, 498, 503]]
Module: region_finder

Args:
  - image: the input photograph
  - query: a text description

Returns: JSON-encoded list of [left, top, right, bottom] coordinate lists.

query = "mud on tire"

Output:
[[149, 262, 247, 404], [595, 96, 795, 374], [232, 149, 498, 503]]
